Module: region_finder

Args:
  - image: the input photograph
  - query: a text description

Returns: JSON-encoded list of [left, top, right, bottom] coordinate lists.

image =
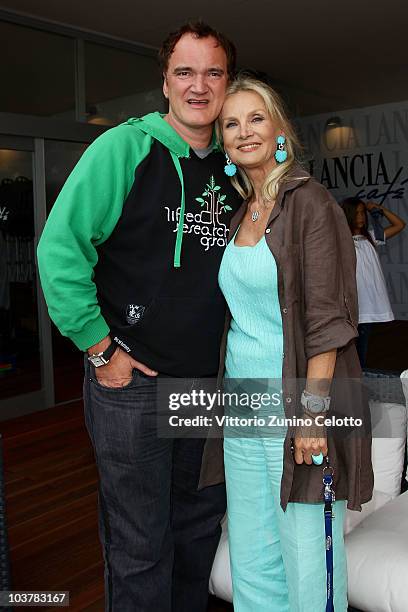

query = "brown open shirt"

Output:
[[198, 164, 374, 512]]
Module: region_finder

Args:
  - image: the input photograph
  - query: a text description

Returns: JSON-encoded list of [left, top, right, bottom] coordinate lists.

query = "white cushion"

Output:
[[346, 491, 408, 612], [401, 369, 408, 482], [370, 401, 407, 498], [209, 518, 232, 602], [400, 369, 408, 404], [344, 488, 392, 535]]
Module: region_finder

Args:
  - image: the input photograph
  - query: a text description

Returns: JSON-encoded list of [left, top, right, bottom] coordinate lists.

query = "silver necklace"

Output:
[[249, 200, 262, 222], [250, 199, 271, 222]]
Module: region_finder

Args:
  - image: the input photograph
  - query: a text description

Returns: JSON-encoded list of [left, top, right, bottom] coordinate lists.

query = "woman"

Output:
[[210, 76, 374, 611], [341, 197, 405, 367]]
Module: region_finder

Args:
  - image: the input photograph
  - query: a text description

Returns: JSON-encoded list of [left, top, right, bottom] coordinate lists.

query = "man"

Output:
[[37, 21, 239, 612]]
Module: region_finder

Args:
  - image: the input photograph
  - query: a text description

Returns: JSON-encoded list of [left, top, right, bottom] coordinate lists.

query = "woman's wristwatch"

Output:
[[87, 342, 117, 367], [300, 390, 331, 417]]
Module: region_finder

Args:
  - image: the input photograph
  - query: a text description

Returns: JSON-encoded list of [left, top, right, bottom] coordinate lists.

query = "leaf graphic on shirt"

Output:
[[194, 175, 232, 228]]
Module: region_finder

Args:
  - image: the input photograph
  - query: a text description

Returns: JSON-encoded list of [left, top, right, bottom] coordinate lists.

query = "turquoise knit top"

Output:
[[218, 234, 283, 381]]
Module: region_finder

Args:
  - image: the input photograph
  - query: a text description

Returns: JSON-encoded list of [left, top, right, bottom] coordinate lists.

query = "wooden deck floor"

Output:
[[2, 401, 232, 611]]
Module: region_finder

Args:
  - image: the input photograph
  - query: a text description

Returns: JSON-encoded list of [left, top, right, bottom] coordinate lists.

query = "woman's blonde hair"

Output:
[[216, 75, 302, 201]]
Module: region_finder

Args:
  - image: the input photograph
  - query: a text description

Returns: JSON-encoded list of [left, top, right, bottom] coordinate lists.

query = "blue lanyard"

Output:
[[323, 461, 335, 612]]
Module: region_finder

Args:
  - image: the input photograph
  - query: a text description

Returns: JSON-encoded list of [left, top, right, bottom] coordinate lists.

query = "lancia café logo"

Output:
[[126, 304, 146, 325]]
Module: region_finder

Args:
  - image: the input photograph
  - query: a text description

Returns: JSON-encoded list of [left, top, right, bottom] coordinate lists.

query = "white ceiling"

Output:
[[1, 0, 407, 116]]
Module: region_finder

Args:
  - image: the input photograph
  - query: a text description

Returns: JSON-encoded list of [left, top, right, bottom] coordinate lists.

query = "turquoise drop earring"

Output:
[[275, 134, 287, 163], [224, 153, 237, 176]]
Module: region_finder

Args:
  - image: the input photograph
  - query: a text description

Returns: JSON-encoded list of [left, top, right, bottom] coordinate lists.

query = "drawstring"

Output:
[[170, 151, 186, 268]]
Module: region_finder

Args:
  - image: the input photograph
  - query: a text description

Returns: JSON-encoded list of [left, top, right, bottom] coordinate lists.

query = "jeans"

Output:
[[83, 361, 226, 612]]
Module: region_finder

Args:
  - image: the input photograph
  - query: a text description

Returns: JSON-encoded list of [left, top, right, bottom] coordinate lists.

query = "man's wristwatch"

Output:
[[300, 390, 330, 415], [87, 342, 117, 367]]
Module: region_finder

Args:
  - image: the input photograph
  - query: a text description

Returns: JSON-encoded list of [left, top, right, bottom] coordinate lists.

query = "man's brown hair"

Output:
[[158, 20, 237, 81]]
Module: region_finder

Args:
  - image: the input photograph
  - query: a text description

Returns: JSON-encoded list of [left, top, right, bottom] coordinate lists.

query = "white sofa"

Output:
[[210, 372, 408, 612]]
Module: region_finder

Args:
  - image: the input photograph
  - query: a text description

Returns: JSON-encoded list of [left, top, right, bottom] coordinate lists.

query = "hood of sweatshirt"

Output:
[[126, 111, 219, 157]]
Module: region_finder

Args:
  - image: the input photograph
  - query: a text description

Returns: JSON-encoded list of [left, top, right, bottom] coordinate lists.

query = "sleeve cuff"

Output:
[[305, 319, 358, 360], [69, 316, 111, 351]]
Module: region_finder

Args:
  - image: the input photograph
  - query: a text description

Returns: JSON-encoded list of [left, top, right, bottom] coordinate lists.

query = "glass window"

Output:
[[44, 140, 88, 403], [45, 140, 88, 215], [85, 42, 165, 125], [0, 21, 76, 119], [0, 148, 41, 400]]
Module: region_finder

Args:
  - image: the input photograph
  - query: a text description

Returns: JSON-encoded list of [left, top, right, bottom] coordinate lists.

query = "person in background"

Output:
[[203, 75, 374, 612], [37, 21, 240, 612], [341, 197, 405, 367]]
